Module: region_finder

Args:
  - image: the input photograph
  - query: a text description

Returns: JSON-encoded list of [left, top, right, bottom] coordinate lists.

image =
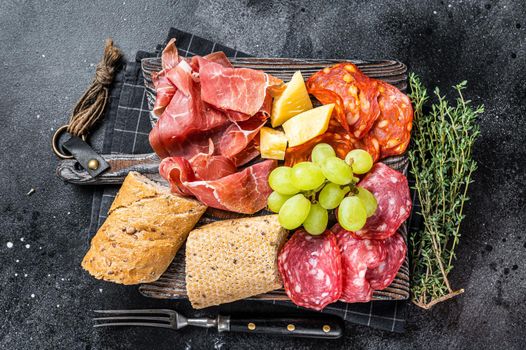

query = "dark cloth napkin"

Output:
[[88, 28, 413, 333]]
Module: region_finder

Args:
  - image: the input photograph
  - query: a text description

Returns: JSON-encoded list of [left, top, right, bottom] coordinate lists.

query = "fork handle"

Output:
[[225, 316, 343, 339]]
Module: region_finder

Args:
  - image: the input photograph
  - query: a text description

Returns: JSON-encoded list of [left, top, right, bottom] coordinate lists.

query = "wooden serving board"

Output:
[[57, 57, 411, 302]]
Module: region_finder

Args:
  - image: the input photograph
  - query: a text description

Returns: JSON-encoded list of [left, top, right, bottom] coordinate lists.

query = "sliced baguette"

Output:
[[82, 172, 207, 285]]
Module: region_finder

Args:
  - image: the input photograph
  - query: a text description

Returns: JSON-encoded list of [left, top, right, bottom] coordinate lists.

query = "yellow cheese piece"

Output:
[[282, 104, 335, 147], [260, 127, 288, 160], [271, 71, 313, 127]]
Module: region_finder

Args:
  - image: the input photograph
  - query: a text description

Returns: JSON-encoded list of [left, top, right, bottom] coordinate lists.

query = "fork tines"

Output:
[[93, 309, 175, 329]]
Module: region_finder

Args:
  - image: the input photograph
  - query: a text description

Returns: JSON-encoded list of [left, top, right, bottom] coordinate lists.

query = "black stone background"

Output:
[[0, 1, 525, 349]]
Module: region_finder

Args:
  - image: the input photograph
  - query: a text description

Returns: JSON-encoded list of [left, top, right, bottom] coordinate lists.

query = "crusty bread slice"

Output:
[[82, 172, 207, 285], [185, 215, 288, 309]]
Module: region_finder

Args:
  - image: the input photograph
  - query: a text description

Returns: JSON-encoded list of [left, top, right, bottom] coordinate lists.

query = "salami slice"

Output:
[[332, 224, 407, 303], [306, 63, 381, 139], [362, 81, 413, 159], [333, 225, 384, 303], [353, 163, 411, 240], [278, 229, 342, 310], [366, 232, 407, 290]]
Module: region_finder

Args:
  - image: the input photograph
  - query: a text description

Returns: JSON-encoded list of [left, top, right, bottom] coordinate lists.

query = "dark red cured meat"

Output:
[[152, 73, 176, 117], [219, 116, 266, 159], [332, 224, 406, 303], [278, 230, 342, 311], [353, 163, 411, 240], [151, 39, 180, 116], [148, 72, 230, 158], [229, 138, 260, 167], [160, 38, 180, 70], [362, 81, 413, 159], [199, 60, 283, 116], [366, 232, 407, 290], [306, 63, 381, 139], [190, 51, 233, 71], [159, 157, 276, 214], [333, 225, 385, 302], [189, 141, 237, 180]]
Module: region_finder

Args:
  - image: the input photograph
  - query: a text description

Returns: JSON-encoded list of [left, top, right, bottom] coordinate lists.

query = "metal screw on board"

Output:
[[88, 159, 100, 170]]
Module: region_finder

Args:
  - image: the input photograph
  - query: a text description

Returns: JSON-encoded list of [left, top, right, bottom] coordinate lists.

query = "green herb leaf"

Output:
[[408, 73, 482, 309]]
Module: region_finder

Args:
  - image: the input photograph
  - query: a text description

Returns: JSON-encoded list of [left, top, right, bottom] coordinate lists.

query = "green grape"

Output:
[[268, 166, 300, 195], [321, 156, 353, 185], [267, 191, 292, 213], [278, 194, 311, 230], [356, 187, 378, 217], [345, 149, 373, 174], [319, 183, 347, 209], [291, 162, 325, 191], [311, 143, 336, 166], [338, 196, 367, 231], [303, 203, 328, 235]]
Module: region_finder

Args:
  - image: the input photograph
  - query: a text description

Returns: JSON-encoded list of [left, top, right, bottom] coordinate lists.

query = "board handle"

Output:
[[226, 315, 343, 339], [56, 153, 163, 185]]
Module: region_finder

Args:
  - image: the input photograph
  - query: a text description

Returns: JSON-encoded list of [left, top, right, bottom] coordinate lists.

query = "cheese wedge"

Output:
[[260, 127, 288, 160], [282, 104, 335, 147], [271, 71, 313, 127]]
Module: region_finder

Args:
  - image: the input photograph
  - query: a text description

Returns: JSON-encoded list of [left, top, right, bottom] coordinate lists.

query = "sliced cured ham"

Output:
[[160, 157, 276, 214], [278, 230, 342, 311], [199, 60, 282, 116], [152, 74, 176, 117], [332, 224, 406, 303], [353, 163, 411, 240], [151, 39, 180, 116], [189, 141, 237, 180], [149, 76, 230, 159], [219, 116, 266, 159]]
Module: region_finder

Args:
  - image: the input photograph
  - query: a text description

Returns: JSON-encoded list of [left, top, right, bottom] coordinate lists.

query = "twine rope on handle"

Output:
[[66, 38, 123, 137]]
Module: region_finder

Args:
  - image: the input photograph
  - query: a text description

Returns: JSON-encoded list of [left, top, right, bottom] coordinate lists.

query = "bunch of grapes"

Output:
[[267, 144, 378, 235]]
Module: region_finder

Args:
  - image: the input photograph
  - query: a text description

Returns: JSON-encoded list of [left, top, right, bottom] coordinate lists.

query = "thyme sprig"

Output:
[[408, 74, 482, 309]]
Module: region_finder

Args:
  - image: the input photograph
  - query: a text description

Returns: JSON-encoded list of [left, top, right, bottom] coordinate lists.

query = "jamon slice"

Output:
[[159, 157, 276, 214], [152, 74, 176, 117], [219, 116, 266, 159], [199, 60, 283, 116], [149, 79, 230, 159], [229, 139, 260, 167], [189, 141, 237, 180], [278, 230, 342, 311], [151, 39, 180, 116], [332, 225, 406, 303], [190, 52, 232, 71], [353, 163, 411, 240]]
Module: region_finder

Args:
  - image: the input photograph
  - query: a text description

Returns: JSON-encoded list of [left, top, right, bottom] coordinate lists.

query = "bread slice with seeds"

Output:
[[185, 215, 288, 309]]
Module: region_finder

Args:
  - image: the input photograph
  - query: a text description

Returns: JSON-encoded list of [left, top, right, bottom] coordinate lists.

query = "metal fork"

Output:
[[93, 309, 343, 339]]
